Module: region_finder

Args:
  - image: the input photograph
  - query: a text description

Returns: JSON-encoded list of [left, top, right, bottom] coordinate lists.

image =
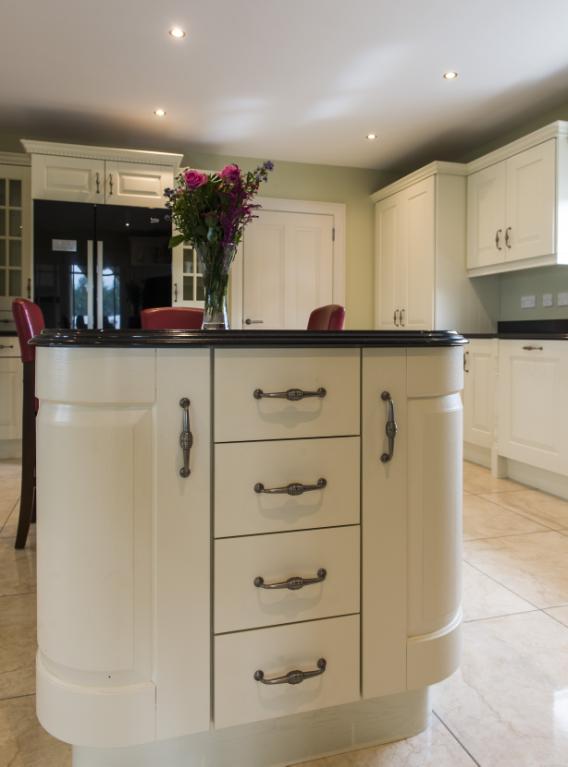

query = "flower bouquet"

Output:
[[166, 161, 274, 330]]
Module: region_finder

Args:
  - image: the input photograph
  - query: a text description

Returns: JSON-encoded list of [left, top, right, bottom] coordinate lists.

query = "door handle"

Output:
[[95, 172, 100, 194], [464, 350, 470, 373], [380, 391, 398, 463], [254, 658, 327, 686], [522, 345, 543, 351], [108, 173, 114, 196], [179, 397, 193, 478], [393, 309, 399, 327], [245, 318, 264, 325], [495, 229, 503, 250], [254, 568, 327, 591], [505, 227, 512, 249], [400, 308, 406, 327], [253, 387, 326, 401], [254, 478, 327, 496], [173, 282, 178, 303]]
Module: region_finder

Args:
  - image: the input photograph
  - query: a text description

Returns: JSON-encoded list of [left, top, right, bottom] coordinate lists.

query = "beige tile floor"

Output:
[[1, 460, 568, 766]]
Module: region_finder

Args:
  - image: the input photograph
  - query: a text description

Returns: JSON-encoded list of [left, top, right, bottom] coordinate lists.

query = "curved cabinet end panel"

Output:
[[406, 611, 462, 689]]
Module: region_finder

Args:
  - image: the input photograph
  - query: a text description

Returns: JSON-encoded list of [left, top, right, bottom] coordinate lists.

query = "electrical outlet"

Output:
[[542, 293, 553, 307], [521, 295, 536, 309], [558, 292, 568, 307]]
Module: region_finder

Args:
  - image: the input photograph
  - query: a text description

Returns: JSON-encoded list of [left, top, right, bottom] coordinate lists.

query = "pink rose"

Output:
[[219, 164, 241, 184], [183, 169, 208, 190]]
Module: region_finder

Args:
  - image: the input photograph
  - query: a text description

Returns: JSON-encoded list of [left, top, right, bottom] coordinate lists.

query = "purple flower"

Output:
[[183, 169, 208, 190], [219, 164, 241, 184]]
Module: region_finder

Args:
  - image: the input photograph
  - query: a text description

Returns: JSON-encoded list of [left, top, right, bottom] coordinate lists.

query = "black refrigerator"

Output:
[[33, 200, 172, 329]]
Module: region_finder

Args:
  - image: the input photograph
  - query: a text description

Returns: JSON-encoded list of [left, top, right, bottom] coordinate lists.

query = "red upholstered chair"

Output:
[[140, 307, 204, 330], [307, 304, 346, 331], [12, 299, 45, 549]]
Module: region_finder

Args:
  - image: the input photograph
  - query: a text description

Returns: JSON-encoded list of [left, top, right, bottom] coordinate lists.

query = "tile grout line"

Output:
[[464, 528, 557, 544], [462, 558, 543, 610], [463, 607, 539, 624], [432, 711, 483, 766], [472, 496, 563, 533]]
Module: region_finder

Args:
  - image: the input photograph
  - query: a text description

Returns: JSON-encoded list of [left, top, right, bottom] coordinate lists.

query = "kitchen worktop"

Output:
[[464, 320, 568, 340]]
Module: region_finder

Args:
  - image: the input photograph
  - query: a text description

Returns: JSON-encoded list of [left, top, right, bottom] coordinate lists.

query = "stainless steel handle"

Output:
[[254, 568, 327, 591], [95, 172, 100, 194], [245, 318, 264, 325], [254, 658, 327, 685], [254, 387, 326, 401], [393, 309, 399, 327], [495, 229, 503, 250], [464, 350, 470, 373], [0, 344, 15, 349], [179, 397, 193, 478], [108, 173, 113, 195], [522, 345, 543, 351], [173, 282, 178, 303], [254, 478, 327, 496], [400, 308, 406, 327], [505, 227, 512, 248], [380, 390, 398, 463]]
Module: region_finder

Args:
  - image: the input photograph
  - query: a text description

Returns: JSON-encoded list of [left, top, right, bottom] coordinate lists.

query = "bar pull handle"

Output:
[[393, 309, 399, 327], [380, 390, 398, 463], [245, 318, 264, 325], [495, 229, 503, 250], [254, 478, 327, 496], [254, 568, 327, 591], [173, 282, 178, 303], [108, 173, 114, 196], [0, 344, 15, 350], [253, 387, 326, 401], [26, 277, 31, 299], [254, 658, 327, 685], [95, 172, 100, 194], [400, 308, 406, 327], [179, 397, 193, 478], [464, 350, 470, 373], [505, 226, 512, 249], [522, 345, 543, 351]]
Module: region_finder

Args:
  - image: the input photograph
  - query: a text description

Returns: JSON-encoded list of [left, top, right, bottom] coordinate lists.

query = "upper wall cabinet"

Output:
[[372, 163, 498, 334], [0, 157, 32, 312], [467, 123, 568, 276], [22, 141, 183, 208]]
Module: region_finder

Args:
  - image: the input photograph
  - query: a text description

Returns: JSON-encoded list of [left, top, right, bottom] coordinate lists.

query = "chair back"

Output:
[[140, 307, 204, 330], [12, 299, 45, 363], [307, 304, 345, 331]]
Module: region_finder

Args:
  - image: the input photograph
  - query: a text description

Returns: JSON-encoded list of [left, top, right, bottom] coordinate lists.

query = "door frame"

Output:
[[230, 197, 346, 329]]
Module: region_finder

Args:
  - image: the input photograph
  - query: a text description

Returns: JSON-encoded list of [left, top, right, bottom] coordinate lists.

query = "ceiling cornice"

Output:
[[0, 151, 30, 167], [465, 121, 568, 173], [371, 161, 467, 202], [20, 139, 183, 168]]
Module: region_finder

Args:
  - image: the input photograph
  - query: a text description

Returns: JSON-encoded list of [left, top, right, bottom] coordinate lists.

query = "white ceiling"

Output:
[[2, 0, 568, 170]]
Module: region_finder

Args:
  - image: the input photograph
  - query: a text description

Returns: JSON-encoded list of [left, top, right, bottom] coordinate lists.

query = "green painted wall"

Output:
[[183, 151, 393, 328]]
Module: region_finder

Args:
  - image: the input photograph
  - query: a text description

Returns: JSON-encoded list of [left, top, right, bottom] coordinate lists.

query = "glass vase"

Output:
[[196, 243, 236, 330]]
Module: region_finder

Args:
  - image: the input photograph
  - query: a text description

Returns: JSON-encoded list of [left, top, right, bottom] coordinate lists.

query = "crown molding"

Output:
[[466, 121, 568, 174], [371, 161, 466, 202], [20, 139, 183, 168], [0, 151, 30, 167]]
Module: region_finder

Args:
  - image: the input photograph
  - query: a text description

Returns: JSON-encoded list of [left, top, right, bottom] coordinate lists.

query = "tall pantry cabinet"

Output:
[[372, 162, 498, 334]]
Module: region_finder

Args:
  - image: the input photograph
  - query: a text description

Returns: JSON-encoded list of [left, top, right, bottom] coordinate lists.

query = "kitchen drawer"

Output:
[[215, 437, 360, 538], [214, 348, 360, 442], [214, 614, 359, 729], [0, 336, 19, 358], [215, 526, 359, 633]]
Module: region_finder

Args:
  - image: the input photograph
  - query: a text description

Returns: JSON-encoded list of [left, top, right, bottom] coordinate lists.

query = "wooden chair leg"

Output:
[[15, 362, 36, 550]]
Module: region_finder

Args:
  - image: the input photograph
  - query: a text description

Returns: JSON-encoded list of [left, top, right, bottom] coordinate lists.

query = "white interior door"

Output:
[[242, 210, 334, 329]]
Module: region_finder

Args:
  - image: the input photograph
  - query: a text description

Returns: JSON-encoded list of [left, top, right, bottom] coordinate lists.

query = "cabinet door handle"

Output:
[[393, 309, 399, 327], [173, 282, 178, 303], [464, 350, 470, 373], [254, 568, 327, 591], [245, 318, 264, 325], [495, 229, 503, 250], [380, 390, 398, 463], [95, 172, 100, 194], [108, 173, 114, 196], [505, 227, 512, 248], [253, 387, 326, 401], [178, 397, 193, 478], [400, 308, 406, 327], [522, 345, 543, 351], [0, 344, 15, 350], [254, 658, 327, 685], [254, 478, 327, 496]]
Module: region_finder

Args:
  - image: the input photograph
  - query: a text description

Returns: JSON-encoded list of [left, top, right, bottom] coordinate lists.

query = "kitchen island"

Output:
[[32, 329, 465, 767]]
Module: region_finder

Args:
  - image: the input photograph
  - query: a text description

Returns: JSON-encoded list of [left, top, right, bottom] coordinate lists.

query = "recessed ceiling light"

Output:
[[154, 108, 166, 117], [443, 71, 459, 80], [169, 27, 186, 39], [366, 133, 377, 140]]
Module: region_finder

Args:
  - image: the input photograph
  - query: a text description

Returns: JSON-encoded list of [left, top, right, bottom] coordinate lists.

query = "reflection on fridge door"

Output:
[[33, 200, 172, 329]]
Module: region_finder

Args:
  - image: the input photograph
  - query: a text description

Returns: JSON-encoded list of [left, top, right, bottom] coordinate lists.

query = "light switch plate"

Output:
[[558, 292, 568, 307], [542, 293, 553, 307], [521, 295, 536, 309]]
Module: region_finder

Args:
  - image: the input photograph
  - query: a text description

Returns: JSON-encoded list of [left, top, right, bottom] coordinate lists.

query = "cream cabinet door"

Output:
[[505, 140, 556, 263], [463, 339, 496, 449], [105, 162, 173, 207], [400, 177, 435, 330], [32, 154, 105, 203], [498, 340, 568, 475], [374, 193, 401, 329], [0, 166, 31, 310], [0, 354, 22, 440], [467, 161, 507, 269]]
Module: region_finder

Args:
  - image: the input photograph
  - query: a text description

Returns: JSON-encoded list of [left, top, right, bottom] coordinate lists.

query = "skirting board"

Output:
[[504, 458, 568, 501], [73, 688, 430, 767], [0, 439, 21, 460], [463, 443, 491, 469]]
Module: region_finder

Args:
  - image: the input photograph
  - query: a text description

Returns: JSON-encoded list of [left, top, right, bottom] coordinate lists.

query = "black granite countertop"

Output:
[[31, 328, 467, 348], [463, 320, 568, 340]]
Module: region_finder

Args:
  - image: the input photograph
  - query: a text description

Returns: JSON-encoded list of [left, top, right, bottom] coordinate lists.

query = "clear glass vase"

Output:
[[196, 243, 236, 330]]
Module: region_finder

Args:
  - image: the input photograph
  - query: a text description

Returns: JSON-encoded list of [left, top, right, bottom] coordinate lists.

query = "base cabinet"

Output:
[[463, 338, 497, 449], [35, 343, 464, 751]]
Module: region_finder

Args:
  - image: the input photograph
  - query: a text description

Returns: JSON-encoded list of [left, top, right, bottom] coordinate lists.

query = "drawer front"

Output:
[[214, 348, 360, 442], [215, 437, 360, 538], [214, 615, 359, 729], [0, 336, 19, 357], [215, 526, 359, 633]]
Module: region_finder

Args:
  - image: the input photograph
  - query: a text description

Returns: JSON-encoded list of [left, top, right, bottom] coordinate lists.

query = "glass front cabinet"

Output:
[[0, 162, 31, 318], [171, 242, 205, 307]]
